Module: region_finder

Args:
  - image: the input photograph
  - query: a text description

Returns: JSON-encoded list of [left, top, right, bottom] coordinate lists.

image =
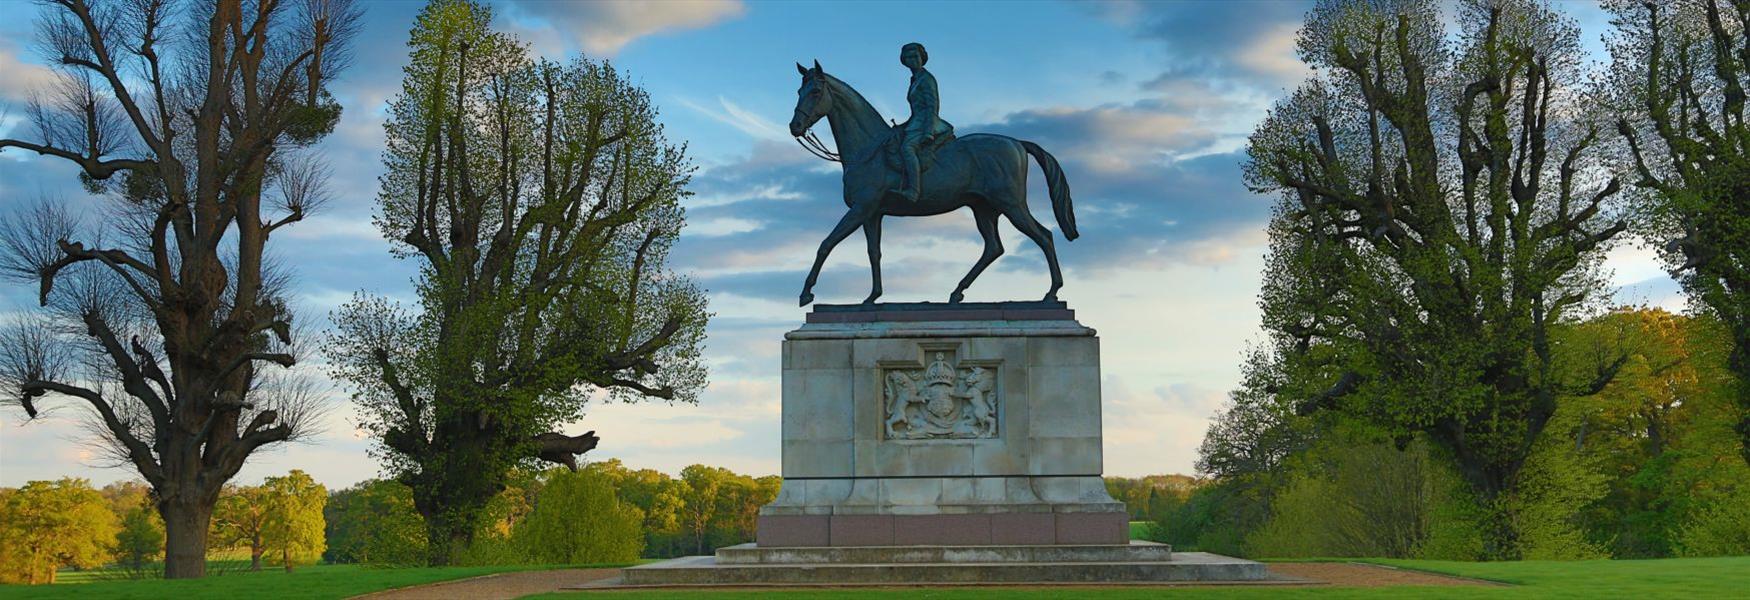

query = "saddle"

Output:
[[883, 122, 956, 174]]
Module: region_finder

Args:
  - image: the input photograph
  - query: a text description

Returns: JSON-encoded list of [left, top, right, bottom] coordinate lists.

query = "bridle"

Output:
[[793, 78, 842, 163]]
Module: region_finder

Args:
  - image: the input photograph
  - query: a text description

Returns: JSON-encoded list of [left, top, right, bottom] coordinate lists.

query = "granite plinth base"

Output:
[[756, 509, 1127, 547], [717, 541, 1172, 564], [614, 542, 1279, 586]]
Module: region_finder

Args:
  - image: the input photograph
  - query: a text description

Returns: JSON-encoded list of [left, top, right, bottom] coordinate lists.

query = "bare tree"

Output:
[[0, 0, 359, 578]]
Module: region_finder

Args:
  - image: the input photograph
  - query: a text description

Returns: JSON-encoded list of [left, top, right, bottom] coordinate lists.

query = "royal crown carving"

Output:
[[882, 350, 998, 440]]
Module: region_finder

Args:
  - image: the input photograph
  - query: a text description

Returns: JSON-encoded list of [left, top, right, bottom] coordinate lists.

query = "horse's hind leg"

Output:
[[998, 201, 1064, 302], [950, 206, 1004, 304]]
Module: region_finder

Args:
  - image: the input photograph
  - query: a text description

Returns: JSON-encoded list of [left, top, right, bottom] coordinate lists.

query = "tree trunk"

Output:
[[161, 499, 214, 579], [250, 545, 263, 571], [410, 410, 510, 566], [423, 518, 473, 567]]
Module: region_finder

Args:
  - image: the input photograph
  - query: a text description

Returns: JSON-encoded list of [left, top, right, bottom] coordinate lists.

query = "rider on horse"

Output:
[[896, 42, 953, 203]]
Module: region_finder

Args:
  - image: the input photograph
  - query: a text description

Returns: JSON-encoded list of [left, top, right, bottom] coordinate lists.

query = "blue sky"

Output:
[[0, 0, 1681, 488]]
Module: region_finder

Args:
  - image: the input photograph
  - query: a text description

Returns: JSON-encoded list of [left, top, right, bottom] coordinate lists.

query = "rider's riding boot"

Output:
[[895, 155, 921, 202]]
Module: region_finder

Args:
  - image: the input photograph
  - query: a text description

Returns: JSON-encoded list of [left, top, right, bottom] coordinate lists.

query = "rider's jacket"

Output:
[[903, 68, 954, 140]]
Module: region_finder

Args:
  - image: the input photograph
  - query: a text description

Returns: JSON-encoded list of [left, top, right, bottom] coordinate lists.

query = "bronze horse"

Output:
[[787, 61, 1078, 306]]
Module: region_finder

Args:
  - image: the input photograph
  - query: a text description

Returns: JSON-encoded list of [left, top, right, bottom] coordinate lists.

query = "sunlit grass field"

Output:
[[1, 563, 617, 600], [528, 556, 1750, 599], [6, 553, 1746, 599]]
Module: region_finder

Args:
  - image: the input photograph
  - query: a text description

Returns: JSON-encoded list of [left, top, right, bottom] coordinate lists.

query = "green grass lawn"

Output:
[[1126, 520, 1156, 541], [8, 556, 1747, 599], [0, 563, 624, 600], [526, 556, 1750, 599]]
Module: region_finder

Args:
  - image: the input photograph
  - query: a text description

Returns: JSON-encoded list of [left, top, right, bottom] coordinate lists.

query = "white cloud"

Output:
[[679, 95, 789, 141], [0, 42, 57, 105], [504, 0, 746, 56], [689, 216, 763, 237], [1235, 22, 1314, 87]]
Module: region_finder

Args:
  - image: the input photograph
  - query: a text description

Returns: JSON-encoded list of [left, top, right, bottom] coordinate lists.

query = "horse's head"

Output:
[[790, 60, 831, 137]]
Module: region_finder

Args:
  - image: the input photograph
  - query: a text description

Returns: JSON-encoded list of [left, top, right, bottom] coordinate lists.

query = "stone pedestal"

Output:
[[756, 302, 1128, 547], [607, 302, 1281, 587]]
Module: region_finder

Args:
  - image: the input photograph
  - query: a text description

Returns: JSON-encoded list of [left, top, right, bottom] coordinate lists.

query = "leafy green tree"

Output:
[[1603, 0, 1750, 465], [1247, 439, 1465, 559], [214, 485, 272, 570], [99, 480, 164, 575], [0, 0, 359, 578], [1245, 0, 1629, 558], [329, 0, 707, 565], [678, 465, 726, 555], [1197, 348, 1317, 480], [511, 469, 643, 563], [113, 501, 165, 576], [325, 480, 428, 566], [262, 470, 326, 571], [588, 459, 688, 557], [0, 479, 119, 584], [1557, 309, 1750, 557]]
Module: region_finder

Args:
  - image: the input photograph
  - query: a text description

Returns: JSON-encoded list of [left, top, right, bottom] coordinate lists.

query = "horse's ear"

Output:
[[812, 59, 822, 73], [797, 62, 808, 76]]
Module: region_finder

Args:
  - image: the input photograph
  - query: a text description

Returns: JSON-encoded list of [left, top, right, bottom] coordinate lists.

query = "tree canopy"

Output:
[[329, 0, 707, 564], [1244, 0, 1630, 558]]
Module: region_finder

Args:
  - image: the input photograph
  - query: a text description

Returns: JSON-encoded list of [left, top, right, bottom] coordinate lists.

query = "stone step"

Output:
[[716, 541, 1173, 564], [619, 552, 1276, 585]]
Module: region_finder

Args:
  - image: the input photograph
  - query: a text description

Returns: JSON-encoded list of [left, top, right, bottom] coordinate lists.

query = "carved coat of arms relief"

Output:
[[882, 349, 998, 440]]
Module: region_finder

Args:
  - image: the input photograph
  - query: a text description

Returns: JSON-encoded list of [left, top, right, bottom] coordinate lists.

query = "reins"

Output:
[[795, 129, 841, 162]]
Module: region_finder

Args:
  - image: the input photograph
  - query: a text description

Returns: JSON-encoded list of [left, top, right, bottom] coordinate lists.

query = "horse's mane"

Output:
[[822, 72, 888, 132]]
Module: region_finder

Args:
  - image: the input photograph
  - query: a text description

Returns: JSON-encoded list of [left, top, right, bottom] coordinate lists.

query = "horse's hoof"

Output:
[[1041, 292, 1058, 302], [949, 291, 965, 304], [862, 294, 881, 305], [799, 292, 814, 306]]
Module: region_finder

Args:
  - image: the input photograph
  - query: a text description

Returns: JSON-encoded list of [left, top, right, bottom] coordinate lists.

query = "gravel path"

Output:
[[354, 568, 619, 600]]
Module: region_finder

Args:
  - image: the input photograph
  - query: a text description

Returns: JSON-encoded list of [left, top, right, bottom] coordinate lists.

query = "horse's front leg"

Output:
[[862, 215, 883, 304], [800, 207, 871, 306]]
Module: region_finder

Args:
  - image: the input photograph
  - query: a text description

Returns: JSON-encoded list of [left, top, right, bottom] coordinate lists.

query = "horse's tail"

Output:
[[1020, 140, 1078, 241]]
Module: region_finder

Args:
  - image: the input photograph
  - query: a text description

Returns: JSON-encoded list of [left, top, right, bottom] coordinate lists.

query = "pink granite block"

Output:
[[757, 515, 830, 547], [1054, 512, 1129, 545], [989, 512, 1056, 545], [892, 514, 993, 545], [830, 515, 895, 546]]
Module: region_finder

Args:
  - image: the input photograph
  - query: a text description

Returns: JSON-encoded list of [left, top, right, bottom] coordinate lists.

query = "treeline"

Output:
[[1104, 475, 1200, 524], [1172, 303, 1750, 556], [0, 461, 776, 583], [0, 472, 323, 583], [324, 460, 777, 565]]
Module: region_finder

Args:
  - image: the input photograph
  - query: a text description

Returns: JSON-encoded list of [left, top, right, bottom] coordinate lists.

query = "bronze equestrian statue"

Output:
[[788, 44, 1078, 306]]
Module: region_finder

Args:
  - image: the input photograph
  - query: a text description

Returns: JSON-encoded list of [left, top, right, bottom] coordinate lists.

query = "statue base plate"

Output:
[[806, 301, 1072, 323]]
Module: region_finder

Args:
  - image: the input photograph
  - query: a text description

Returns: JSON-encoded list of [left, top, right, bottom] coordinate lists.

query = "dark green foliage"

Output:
[[1602, 0, 1750, 466], [511, 470, 643, 564], [1245, 0, 1630, 558], [114, 504, 165, 575], [330, 0, 707, 565], [322, 481, 428, 567]]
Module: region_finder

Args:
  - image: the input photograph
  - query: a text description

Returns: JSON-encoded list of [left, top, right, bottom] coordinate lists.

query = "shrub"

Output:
[[513, 470, 644, 564], [1676, 488, 1750, 557]]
